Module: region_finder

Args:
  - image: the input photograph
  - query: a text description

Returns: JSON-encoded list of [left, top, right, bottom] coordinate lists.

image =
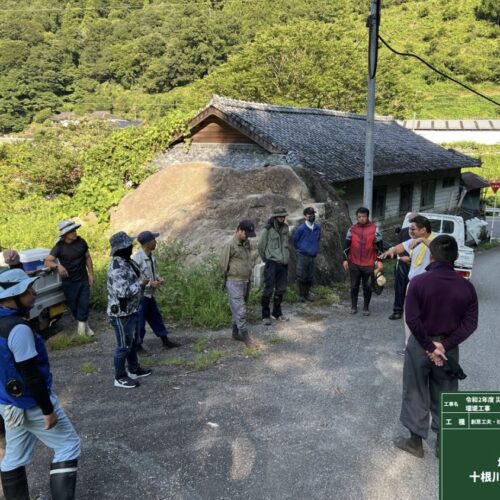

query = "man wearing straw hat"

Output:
[[45, 220, 95, 337], [0, 269, 80, 499]]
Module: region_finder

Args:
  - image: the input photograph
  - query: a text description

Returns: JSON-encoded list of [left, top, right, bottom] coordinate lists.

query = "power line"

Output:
[[378, 34, 500, 108]]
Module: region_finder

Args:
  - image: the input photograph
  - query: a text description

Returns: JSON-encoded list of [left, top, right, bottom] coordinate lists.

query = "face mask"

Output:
[[307, 214, 316, 223]]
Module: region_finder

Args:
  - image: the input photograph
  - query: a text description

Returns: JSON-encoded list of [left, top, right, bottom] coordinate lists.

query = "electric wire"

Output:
[[378, 34, 500, 108]]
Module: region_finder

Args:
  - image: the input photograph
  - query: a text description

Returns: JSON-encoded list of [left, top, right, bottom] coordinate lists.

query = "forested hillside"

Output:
[[0, 0, 498, 133]]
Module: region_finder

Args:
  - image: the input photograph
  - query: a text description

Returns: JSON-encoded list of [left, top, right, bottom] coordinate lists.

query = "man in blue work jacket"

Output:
[[0, 269, 80, 499]]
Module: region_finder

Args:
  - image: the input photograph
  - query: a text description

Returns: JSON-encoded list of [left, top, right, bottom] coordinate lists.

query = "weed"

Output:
[[47, 333, 95, 351], [80, 361, 98, 375], [267, 335, 287, 345], [243, 346, 262, 358], [476, 239, 500, 252], [192, 337, 209, 353], [192, 349, 224, 370]]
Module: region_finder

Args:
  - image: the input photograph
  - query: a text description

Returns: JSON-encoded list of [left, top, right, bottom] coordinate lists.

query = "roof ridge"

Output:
[[211, 94, 394, 122]]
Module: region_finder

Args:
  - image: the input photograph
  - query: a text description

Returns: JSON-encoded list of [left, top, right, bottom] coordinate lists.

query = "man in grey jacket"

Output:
[[220, 220, 256, 346], [132, 230, 179, 355], [107, 231, 152, 389], [258, 207, 290, 325]]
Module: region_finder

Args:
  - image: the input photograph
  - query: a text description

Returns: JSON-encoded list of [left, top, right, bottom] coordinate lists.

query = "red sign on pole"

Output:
[[490, 181, 500, 194]]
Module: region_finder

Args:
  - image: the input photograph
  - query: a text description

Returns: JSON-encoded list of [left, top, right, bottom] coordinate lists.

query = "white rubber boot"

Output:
[[85, 322, 95, 337], [77, 321, 86, 336]]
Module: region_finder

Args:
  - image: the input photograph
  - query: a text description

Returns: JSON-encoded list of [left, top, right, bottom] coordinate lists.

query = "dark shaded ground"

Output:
[[1, 247, 498, 500]]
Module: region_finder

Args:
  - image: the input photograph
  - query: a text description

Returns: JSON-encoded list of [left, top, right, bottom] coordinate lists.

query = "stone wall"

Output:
[[154, 143, 288, 172]]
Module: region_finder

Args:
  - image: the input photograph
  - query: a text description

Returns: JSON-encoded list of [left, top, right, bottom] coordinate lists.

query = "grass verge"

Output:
[[80, 361, 99, 375], [46, 333, 95, 351]]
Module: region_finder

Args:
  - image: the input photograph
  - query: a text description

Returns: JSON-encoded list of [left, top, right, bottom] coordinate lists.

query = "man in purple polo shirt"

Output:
[[393, 235, 478, 459]]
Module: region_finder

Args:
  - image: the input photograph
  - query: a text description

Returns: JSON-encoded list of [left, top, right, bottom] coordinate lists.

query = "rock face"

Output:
[[111, 162, 351, 283]]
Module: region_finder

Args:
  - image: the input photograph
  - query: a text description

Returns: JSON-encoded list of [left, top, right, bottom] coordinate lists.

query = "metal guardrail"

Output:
[[485, 208, 500, 216]]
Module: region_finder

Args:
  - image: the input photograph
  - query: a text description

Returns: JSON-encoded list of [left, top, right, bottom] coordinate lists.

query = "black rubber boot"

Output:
[[1, 466, 30, 500], [240, 329, 253, 347], [232, 324, 243, 341], [50, 459, 78, 500], [298, 282, 306, 302], [161, 337, 180, 349], [393, 431, 424, 458]]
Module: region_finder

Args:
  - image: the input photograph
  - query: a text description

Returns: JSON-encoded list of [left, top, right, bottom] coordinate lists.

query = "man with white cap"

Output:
[[107, 231, 152, 389], [132, 230, 180, 354], [0, 269, 80, 499], [45, 220, 95, 337]]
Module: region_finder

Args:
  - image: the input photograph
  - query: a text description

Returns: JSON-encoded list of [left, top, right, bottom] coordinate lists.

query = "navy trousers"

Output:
[[393, 261, 410, 315], [261, 260, 288, 319], [138, 296, 168, 345], [61, 279, 90, 322]]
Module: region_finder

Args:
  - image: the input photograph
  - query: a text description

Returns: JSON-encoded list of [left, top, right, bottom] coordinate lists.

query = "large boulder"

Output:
[[111, 162, 350, 283]]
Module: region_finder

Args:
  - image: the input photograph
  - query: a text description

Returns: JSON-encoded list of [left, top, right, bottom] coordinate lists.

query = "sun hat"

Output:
[[57, 220, 81, 240], [109, 231, 135, 256], [0, 269, 39, 300]]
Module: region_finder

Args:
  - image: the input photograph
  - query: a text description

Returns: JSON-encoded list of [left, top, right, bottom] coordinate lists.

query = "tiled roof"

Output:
[[189, 96, 480, 183]]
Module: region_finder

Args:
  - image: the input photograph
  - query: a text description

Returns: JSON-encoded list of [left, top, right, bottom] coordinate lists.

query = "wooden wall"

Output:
[[191, 116, 254, 144], [336, 169, 462, 226]]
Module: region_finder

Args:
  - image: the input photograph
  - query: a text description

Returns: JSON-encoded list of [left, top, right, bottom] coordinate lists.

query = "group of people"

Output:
[[219, 206, 321, 347], [0, 205, 479, 498]]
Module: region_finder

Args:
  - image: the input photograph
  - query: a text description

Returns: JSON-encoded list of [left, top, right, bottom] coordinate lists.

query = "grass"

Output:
[[80, 361, 98, 375], [46, 333, 95, 351], [476, 239, 500, 252], [192, 349, 224, 371], [267, 334, 287, 345], [192, 337, 209, 353], [243, 346, 262, 358], [139, 355, 189, 368]]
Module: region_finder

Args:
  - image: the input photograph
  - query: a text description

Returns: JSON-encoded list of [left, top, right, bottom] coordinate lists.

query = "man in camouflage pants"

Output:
[[107, 232, 152, 389]]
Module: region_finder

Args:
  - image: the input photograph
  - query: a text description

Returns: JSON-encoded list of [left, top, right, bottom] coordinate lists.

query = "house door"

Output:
[[373, 185, 387, 219]]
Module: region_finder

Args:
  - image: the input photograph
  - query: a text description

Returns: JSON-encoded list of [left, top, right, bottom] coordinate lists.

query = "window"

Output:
[[399, 183, 413, 214], [429, 219, 455, 234], [420, 180, 436, 209], [442, 177, 455, 188], [373, 185, 387, 219]]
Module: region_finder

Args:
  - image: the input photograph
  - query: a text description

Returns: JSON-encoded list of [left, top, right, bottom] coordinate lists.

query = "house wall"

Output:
[[335, 169, 461, 226], [413, 130, 500, 145]]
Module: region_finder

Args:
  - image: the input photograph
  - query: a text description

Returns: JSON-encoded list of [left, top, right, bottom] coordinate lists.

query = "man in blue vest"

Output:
[[0, 269, 80, 499], [293, 207, 321, 302]]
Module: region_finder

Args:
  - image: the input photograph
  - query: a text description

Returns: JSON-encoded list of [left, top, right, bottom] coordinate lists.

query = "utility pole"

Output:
[[364, 0, 381, 214]]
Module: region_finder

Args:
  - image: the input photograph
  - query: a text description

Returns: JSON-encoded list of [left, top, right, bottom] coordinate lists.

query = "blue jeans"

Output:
[[61, 279, 90, 322], [138, 296, 168, 345], [0, 395, 80, 472], [110, 313, 140, 378]]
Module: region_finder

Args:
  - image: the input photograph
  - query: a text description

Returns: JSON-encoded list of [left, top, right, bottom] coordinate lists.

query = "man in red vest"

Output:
[[342, 207, 383, 315]]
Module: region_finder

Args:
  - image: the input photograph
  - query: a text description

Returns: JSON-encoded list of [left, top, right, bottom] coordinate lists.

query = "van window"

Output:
[[442, 220, 454, 234], [430, 220, 441, 232]]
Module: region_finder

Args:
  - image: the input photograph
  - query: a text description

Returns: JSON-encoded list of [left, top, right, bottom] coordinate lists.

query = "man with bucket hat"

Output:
[[107, 231, 152, 389], [258, 207, 290, 325], [0, 269, 80, 499], [132, 230, 180, 354], [220, 219, 256, 346], [45, 220, 95, 337]]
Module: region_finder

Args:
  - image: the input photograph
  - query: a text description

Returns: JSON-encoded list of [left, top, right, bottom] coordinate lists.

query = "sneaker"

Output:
[[389, 313, 402, 320], [362, 309, 370, 316], [272, 315, 288, 322], [262, 317, 272, 326], [136, 344, 151, 357], [350, 307, 358, 315], [127, 367, 152, 379], [114, 377, 139, 389], [397, 349, 406, 357]]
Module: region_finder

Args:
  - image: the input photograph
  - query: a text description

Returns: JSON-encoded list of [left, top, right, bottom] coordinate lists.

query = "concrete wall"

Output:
[[413, 130, 500, 145], [336, 169, 461, 226]]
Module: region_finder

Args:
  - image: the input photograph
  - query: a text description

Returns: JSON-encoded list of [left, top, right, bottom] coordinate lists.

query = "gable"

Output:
[[191, 116, 255, 144]]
